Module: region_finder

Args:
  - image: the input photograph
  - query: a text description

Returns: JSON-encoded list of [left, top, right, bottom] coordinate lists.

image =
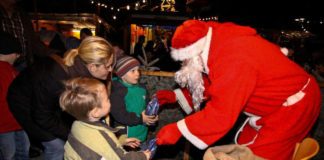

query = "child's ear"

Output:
[[89, 107, 101, 119], [121, 76, 126, 81]]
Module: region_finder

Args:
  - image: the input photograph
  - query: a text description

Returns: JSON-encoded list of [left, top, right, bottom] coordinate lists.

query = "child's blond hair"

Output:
[[59, 77, 107, 120]]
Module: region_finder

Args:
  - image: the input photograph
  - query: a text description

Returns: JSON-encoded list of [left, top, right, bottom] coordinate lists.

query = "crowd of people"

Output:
[[0, 1, 323, 160]]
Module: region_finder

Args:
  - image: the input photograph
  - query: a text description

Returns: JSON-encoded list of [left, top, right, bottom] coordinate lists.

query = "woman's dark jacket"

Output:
[[7, 56, 93, 142]]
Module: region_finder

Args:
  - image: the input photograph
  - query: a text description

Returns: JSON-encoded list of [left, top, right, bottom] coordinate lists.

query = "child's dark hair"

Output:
[[59, 77, 107, 120]]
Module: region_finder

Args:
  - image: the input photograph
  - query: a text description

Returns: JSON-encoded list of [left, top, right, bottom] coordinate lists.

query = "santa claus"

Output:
[[155, 20, 321, 160]]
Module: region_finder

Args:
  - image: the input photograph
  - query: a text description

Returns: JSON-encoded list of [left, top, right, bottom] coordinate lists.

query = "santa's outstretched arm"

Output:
[[157, 60, 257, 149], [156, 75, 210, 114]]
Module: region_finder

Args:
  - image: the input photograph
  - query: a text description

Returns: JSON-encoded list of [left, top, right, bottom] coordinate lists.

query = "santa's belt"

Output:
[[283, 78, 310, 107], [234, 78, 311, 146], [234, 113, 261, 146]]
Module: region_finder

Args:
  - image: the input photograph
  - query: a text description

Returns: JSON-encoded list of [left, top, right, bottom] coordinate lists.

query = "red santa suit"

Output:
[[156, 20, 321, 160]]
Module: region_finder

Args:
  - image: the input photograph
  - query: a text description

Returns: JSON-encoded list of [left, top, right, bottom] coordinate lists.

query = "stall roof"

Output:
[[30, 13, 112, 30]]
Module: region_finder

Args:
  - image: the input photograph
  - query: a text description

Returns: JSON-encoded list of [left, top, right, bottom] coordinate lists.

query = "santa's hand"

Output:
[[156, 122, 182, 145], [155, 90, 177, 106]]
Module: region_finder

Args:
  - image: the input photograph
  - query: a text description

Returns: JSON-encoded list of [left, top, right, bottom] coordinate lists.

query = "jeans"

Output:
[[0, 130, 30, 160], [41, 138, 65, 160]]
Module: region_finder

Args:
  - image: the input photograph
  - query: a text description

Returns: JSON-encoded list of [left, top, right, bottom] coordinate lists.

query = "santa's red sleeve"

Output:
[[174, 75, 211, 114], [174, 88, 194, 114], [176, 56, 258, 149]]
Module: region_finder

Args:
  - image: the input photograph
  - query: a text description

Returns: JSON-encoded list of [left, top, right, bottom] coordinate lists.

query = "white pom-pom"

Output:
[[281, 47, 289, 56]]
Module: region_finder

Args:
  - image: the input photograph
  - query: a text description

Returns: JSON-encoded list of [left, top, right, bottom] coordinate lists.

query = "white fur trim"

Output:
[[281, 47, 289, 56], [177, 119, 208, 149], [174, 89, 193, 115], [283, 91, 305, 107], [171, 27, 212, 61], [201, 27, 212, 74]]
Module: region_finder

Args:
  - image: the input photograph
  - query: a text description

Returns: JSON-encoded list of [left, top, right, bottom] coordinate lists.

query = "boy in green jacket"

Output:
[[110, 56, 158, 145]]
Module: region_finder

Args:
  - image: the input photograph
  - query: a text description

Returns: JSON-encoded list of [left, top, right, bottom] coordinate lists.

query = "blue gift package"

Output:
[[141, 138, 157, 159], [145, 96, 159, 116]]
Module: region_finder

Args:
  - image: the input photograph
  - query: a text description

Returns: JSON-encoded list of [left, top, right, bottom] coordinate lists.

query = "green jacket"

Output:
[[110, 78, 148, 142]]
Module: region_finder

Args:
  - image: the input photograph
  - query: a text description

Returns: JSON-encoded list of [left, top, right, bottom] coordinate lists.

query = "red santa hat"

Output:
[[171, 20, 212, 61]]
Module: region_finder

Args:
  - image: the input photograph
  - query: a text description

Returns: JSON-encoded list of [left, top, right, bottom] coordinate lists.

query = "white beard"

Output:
[[175, 56, 204, 111]]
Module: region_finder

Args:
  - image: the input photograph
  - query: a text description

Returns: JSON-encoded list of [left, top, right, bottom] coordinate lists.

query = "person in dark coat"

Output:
[[133, 35, 145, 62], [0, 0, 53, 70], [0, 32, 30, 160]]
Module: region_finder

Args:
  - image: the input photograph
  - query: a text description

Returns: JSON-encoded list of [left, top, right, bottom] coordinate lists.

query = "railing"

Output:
[[141, 70, 175, 77]]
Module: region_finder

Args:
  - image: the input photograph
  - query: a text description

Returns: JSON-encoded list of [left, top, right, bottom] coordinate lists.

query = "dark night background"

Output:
[[20, 0, 324, 30]]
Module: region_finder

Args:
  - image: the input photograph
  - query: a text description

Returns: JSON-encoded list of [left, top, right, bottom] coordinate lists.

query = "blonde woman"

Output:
[[7, 36, 114, 160]]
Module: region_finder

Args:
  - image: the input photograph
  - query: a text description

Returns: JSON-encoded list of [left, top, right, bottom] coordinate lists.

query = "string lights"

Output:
[[195, 16, 218, 21], [294, 17, 309, 33], [89, 0, 177, 20], [89, 0, 144, 20], [294, 17, 324, 32], [280, 17, 324, 40]]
